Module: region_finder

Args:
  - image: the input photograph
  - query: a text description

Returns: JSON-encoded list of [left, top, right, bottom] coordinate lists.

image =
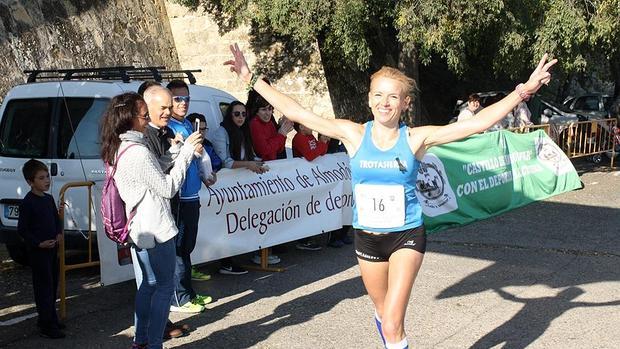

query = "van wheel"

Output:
[[591, 154, 603, 164], [6, 243, 29, 266]]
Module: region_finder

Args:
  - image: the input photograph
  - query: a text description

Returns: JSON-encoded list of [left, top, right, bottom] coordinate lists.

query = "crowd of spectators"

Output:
[[137, 80, 351, 346]]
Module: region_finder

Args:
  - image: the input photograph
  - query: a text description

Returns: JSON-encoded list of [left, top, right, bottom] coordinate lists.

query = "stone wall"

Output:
[[0, 0, 180, 101], [164, 1, 335, 119]]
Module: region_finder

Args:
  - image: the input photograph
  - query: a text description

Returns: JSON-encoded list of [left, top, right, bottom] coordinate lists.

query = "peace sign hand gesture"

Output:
[[521, 53, 558, 96], [224, 43, 253, 84]]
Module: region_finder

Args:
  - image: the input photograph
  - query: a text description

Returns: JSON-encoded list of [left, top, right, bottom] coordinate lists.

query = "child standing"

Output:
[[17, 159, 65, 339]]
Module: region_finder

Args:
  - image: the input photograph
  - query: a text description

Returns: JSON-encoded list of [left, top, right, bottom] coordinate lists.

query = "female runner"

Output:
[[225, 44, 556, 348]]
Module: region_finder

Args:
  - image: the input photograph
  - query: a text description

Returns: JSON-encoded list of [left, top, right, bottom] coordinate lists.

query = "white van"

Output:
[[0, 67, 236, 264]]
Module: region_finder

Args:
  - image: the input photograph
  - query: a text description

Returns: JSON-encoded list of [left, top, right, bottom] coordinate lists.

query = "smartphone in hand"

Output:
[[194, 119, 201, 133]]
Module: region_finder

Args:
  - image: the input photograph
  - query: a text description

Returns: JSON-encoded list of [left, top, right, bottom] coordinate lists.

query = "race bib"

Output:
[[355, 184, 405, 229]]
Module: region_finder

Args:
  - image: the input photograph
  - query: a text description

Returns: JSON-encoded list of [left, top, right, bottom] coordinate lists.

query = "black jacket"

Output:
[[143, 124, 175, 174]]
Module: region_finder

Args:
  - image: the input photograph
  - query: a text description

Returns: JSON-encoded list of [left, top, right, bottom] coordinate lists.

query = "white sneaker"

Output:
[[252, 254, 281, 265], [170, 302, 205, 313], [268, 254, 281, 264]]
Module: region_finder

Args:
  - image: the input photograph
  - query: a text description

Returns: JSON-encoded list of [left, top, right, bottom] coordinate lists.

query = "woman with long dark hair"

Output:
[[213, 100, 282, 265], [212, 101, 267, 173], [100, 91, 203, 349]]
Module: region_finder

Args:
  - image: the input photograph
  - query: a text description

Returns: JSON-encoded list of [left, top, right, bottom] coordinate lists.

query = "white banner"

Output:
[[98, 153, 353, 286]]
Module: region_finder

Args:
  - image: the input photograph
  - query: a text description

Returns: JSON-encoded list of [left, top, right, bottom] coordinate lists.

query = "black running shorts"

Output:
[[354, 225, 426, 262]]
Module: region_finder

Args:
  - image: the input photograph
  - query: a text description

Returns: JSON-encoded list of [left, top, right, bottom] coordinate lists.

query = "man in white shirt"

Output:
[[458, 93, 482, 122]]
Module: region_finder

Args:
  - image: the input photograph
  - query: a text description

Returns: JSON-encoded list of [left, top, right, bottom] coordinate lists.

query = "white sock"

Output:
[[385, 337, 408, 349]]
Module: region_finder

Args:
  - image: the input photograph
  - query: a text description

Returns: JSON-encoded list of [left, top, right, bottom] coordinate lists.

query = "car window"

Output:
[[0, 98, 53, 158], [573, 96, 599, 111], [219, 102, 230, 119], [57, 98, 109, 159]]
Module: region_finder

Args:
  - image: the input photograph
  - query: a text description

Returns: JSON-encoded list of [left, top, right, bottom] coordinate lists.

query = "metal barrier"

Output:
[[507, 119, 617, 167], [57, 181, 97, 320], [559, 118, 617, 167]]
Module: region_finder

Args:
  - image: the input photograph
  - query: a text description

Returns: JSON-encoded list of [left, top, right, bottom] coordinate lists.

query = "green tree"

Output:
[[590, 0, 620, 98], [173, 0, 619, 124], [174, 0, 423, 124]]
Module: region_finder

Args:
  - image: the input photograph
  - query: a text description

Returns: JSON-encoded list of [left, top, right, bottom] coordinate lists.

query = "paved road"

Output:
[[1, 162, 619, 348]]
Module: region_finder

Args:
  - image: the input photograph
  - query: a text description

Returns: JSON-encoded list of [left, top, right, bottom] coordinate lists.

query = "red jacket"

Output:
[[250, 117, 286, 161], [292, 132, 328, 161]]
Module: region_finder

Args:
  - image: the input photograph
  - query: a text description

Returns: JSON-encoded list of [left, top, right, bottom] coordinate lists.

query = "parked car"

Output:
[[0, 66, 236, 265], [562, 93, 613, 120], [528, 94, 588, 125]]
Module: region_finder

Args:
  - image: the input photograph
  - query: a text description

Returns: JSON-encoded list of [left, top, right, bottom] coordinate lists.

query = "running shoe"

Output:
[[252, 254, 281, 265], [170, 302, 205, 313], [191, 268, 211, 281], [192, 294, 213, 306], [219, 265, 249, 275], [296, 241, 322, 251]]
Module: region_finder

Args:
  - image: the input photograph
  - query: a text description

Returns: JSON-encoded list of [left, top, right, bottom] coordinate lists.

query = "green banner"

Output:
[[416, 130, 582, 233]]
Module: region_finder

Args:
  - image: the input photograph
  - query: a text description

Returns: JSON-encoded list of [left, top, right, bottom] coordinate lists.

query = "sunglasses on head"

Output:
[[173, 95, 190, 103], [232, 111, 247, 117]]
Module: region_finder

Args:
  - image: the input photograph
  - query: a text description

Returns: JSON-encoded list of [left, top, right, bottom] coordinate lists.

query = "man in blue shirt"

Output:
[[166, 80, 212, 313]]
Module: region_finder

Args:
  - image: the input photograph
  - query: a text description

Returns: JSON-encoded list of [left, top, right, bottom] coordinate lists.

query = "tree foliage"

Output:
[[172, 0, 620, 122]]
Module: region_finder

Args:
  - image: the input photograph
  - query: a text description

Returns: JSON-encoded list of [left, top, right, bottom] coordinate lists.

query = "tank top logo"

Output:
[[359, 159, 407, 170]]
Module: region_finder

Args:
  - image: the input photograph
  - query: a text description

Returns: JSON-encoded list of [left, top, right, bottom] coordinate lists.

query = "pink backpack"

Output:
[[101, 144, 137, 244]]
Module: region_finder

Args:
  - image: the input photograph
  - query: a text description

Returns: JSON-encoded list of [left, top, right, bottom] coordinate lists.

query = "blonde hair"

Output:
[[370, 66, 416, 96]]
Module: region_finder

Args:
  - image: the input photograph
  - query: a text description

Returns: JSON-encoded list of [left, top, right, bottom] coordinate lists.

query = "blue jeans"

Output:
[[132, 239, 176, 349]]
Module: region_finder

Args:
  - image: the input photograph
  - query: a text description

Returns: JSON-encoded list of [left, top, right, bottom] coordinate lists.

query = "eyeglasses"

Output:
[[173, 96, 191, 103], [232, 111, 247, 117], [136, 113, 150, 121]]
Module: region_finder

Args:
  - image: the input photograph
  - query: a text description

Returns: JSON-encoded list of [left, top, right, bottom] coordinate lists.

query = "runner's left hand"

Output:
[[522, 54, 558, 95]]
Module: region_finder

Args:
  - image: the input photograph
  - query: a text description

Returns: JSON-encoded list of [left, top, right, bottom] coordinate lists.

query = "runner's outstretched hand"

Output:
[[224, 43, 252, 83], [522, 54, 558, 95]]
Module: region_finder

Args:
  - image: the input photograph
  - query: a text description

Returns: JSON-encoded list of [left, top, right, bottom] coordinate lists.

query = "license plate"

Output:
[[4, 205, 19, 219]]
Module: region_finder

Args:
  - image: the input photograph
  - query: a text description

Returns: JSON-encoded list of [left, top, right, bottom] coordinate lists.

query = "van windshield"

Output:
[[0, 98, 53, 158], [0, 97, 110, 159]]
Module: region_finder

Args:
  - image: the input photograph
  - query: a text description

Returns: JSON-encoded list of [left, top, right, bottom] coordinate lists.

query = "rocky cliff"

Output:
[[0, 0, 180, 100]]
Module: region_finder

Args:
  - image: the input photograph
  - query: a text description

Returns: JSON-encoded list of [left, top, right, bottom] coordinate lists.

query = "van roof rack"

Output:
[[23, 66, 202, 84]]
